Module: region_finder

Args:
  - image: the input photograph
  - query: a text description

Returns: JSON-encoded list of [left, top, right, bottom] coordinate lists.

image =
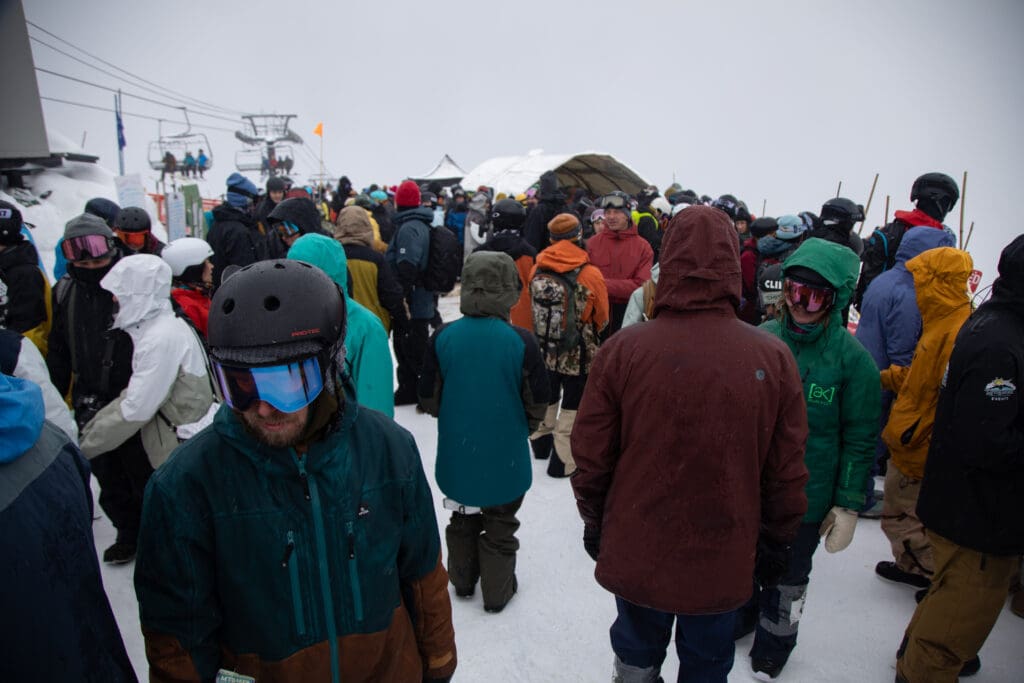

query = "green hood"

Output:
[[460, 251, 521, 319], [288, 233, 349, 295], [782, 237, 860, 318]]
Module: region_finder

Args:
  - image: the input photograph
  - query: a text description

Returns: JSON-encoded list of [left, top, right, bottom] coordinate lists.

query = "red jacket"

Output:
[[171, 286, 210, 338], [571, 206, 809, 614], [586, 226, 653, 304]]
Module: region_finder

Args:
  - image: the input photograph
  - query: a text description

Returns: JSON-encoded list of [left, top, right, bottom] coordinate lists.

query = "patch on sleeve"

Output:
[[217, 671, 255, 683], [984, 378, 1016, 401]]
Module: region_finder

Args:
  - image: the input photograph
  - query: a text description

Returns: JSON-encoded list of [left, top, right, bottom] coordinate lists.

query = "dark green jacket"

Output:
[[134, 392, 456, 683], [761, 238, 881, 522]]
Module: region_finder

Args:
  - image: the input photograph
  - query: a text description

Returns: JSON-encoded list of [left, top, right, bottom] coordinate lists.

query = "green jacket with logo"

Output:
[[761, 238, 881, 522]]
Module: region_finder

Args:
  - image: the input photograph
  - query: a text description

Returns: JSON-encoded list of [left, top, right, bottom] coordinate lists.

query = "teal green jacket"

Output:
[[288, 234, 395, 417], [134, 395, 457, 682], [761, 238, 881, 522]]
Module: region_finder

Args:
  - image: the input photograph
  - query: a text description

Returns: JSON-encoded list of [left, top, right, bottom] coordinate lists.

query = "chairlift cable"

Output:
[[39, 95, 238, 133], [26, 20, 244, 116]]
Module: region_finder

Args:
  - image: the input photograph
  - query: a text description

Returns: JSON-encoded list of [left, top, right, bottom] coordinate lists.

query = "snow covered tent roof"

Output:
[[410, 154, 466, 186], [459, 151, 649, 197]]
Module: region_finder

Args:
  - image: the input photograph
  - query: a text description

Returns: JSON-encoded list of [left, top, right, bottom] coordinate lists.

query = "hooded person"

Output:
[[897, 234, 1024, 683], [208, 172, 265, 287], [287, 233, 395, 417], [78, 254, 213, 470], [522, 170, 565, 253], [474, 198, 538, 329], [571, 205, 809, 683], [418, 251, 549, 613], [0, 373, 137, 683], [874, 247, 974, 592], [0, 200, 50, 355], [265, 196, 330, 259], [748, 237, 881, 679], [333, 205, 407, 334]]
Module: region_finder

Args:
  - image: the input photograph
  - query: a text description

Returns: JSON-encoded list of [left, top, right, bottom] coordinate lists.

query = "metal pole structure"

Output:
[[116, 91, 125, 176], [836, 180, 842, 197], [858, 173, 879, 235], [319, 133, 324, 192], [761, 198, 766, 216], [959, 170, 968, 246]]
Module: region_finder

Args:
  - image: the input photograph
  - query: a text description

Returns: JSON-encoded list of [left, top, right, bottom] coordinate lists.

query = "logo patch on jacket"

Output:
[[807, 382, 836, 405], [984, 378, 1016, 401], [358, 502, 370, 517]]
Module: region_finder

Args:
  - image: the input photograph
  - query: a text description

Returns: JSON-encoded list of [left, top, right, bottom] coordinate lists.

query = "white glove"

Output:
[[818, 506, 858, 553]]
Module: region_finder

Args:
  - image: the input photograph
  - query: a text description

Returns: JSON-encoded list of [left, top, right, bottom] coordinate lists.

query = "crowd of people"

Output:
[[0, 167, 1021, 683]]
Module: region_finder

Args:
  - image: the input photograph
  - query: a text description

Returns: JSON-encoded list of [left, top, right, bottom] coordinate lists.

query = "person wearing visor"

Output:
[[47, 213, 145, 564], [208, 173, 265, 288], [161, 236, 215, 338], [134, 259, 457, 683], [264, 196, 330, 259], [587, 191, 654, 337], [746, 237, 880, 680], [112, 206, 164, 256], [0, 200, 50, 355]]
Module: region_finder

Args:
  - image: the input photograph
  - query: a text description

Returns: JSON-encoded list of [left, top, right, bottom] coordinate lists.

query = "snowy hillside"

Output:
[[90, 292, 1024, 682]]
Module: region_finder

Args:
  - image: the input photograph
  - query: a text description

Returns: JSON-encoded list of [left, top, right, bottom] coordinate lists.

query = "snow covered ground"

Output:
[[92, 293, 1024, 682]]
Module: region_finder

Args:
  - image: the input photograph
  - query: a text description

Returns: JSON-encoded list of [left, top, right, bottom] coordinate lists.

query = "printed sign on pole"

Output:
[[968, 269, 983, 294], [114, 173, 146, 210], [165, 191, 187, 241]]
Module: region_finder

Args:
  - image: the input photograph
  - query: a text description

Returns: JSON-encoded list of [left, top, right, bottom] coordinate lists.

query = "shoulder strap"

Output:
[[642, 280, 657, 320]]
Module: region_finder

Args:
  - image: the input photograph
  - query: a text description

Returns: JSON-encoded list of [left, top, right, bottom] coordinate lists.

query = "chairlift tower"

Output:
[[234, 114, 303, 176]]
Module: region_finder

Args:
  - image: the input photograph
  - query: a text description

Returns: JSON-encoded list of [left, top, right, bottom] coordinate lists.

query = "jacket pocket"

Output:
[[900, 418, 921, 446], [283, 530, 307, 638], [346, 521, 365, 622]]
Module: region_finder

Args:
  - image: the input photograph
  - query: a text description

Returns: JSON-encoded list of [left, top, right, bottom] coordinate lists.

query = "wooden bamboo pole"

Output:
[[761, 198, 767, 216], [959, 170, 968, 245], [884, 195, 891, 225], [858, 173, 879, 234], [836, 181, 842, 197], [964, 221, 975, 250]]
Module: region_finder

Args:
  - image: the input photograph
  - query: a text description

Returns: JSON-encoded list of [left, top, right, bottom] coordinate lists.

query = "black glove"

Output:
[[583, 524, 601, 561], [754, 535, 790, 588]]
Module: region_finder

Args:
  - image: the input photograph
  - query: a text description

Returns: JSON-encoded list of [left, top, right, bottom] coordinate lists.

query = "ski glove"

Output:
[[583, 524, 601, 561], [754, 535, 790, 587], [818, 506, 858, 553]]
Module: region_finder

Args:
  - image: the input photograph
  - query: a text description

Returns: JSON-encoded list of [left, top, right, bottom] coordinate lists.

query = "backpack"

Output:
[[641, 279, 657, 321], [854, 219, 910, 308], [530, 266, 582, 370], [420, 226, 462, 293]]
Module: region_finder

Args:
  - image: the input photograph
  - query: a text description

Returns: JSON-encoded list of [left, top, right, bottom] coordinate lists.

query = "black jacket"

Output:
[[0, 240, 47, 335], [522, 200, 562, 254], [208, 204, 266, 287], [474, 230, 537, 262], [918, 236, 1024, 555], [46, 261, 134, 411]]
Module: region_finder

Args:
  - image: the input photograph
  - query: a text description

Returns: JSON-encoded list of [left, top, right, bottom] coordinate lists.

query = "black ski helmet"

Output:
[[491, 198, 526, 231], [711, 194, 741, 220], [208, 259, 346, 367], [749, 216, 778, 239], [910, 172, 959, 217], [820, 197, 865, 227], [114, 206, 151, 233]]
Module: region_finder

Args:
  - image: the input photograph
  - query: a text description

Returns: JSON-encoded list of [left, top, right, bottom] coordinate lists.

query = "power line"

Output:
[[40, 95, 238, 133], [29, 35, 244, 123], [35, 67, 241, 125], [26, 19, 243, 116]]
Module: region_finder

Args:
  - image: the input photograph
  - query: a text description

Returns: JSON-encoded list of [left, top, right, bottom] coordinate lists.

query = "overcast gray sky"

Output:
[[23, 0, 1024, 280]]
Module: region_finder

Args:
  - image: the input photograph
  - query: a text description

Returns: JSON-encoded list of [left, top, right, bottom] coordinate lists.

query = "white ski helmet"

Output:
[[162, 237, 213, 277], [650, 196, 672, 218]]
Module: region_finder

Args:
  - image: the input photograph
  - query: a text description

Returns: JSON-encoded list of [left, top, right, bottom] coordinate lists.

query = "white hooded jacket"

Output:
[[79, 254, 212, 467]]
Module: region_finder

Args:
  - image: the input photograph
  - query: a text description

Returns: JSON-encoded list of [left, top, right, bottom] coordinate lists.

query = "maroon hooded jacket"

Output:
[[570, 206, 809, 614]]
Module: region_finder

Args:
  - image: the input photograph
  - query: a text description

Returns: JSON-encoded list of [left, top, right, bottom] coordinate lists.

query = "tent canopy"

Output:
[[459, 151, 649, 197], [411, 154, 466, 186]]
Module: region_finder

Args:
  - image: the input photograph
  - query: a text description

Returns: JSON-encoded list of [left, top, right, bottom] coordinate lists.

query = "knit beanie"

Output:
[[64, 213, 115, 241], [0, 200, 23, 245], [83, 197, 121, 228], [225, 172, 259, 209], [548, 212, 581, 241], [395, 180, 421, 209]]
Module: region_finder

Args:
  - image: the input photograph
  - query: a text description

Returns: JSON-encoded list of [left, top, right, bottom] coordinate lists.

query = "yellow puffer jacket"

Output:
[[881, 247, 973, 478]]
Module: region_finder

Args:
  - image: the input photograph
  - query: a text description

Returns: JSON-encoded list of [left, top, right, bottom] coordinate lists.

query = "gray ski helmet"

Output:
[[208, 259, 346, 367], [491, 198, 526, 231], [758, 263, 784, 307], [114, 206, 152, 232], [910, 172, 959, 215]]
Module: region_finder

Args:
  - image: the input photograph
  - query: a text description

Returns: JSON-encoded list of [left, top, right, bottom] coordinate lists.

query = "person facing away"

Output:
[[134, 259, 457, 682], [418, 251, 550, 614], [473, 197, 538, 330], [333, 205, 407, 334], [896, 234, 1024, 683], [207, 173, 265, 288], [0, 200, 50, 355], [745, 237, 880, 680], [0, 372, 138, 683], [570, 205, 809, 683]]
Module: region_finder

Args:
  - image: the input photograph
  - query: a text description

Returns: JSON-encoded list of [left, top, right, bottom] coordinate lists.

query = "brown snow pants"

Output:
[[896, 532, 1017, 683], [881, 466, 933, 577]]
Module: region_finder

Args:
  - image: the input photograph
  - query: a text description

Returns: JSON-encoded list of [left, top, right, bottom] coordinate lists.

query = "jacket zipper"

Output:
[[293, 453, 340, 683], [346, 520, 364, 621], [282, 531, 306, 637]]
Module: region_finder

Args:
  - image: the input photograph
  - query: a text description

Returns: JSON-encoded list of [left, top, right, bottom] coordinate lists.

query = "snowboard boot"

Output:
[[751, 657, 785, 680], [547, 455, 570, 478], [483, 576, 517, 614], [960, 655, 980, 677], [914, 588, 928, 604], [103, 541, 137, 565], [530, 434, 553, 460], [611, 655, 661, 682], [875, 561, 930, 589]]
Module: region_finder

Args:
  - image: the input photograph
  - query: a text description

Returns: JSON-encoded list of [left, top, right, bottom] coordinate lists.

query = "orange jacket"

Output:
[[510, 252, 536, 330], [530, 239, 610, 331], [881, 248, 973, 478]]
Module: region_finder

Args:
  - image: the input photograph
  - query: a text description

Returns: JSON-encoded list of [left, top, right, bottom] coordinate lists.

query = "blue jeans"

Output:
[[611, 596, 737, 682]]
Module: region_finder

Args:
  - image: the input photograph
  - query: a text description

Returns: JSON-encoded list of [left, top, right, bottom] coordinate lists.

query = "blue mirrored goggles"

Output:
[[274, 220, 302, 239], [213, 357, 324, 413]]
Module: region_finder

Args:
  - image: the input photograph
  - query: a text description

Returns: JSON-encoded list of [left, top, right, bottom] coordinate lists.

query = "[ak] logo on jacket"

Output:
[[984, 378, 1016, 402], [807, 382, 836, 406]]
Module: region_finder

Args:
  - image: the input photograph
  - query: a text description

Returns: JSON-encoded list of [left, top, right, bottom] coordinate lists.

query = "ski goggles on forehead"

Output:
[[274, 221, 301, 239], [213, 357, 324, 413], [61, 234, 113, 261], [783, 278, 836, 313]]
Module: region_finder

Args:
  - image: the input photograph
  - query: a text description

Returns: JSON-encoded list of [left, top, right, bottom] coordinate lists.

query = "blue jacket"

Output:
[[386, 207, 436, 319], [0, 374, 136, 682], [856, 227, 956, 369]]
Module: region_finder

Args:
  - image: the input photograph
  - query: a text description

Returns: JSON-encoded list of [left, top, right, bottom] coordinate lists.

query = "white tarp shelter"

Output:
[[411, 154, 466, 186], [459, 150, 649, 197]]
